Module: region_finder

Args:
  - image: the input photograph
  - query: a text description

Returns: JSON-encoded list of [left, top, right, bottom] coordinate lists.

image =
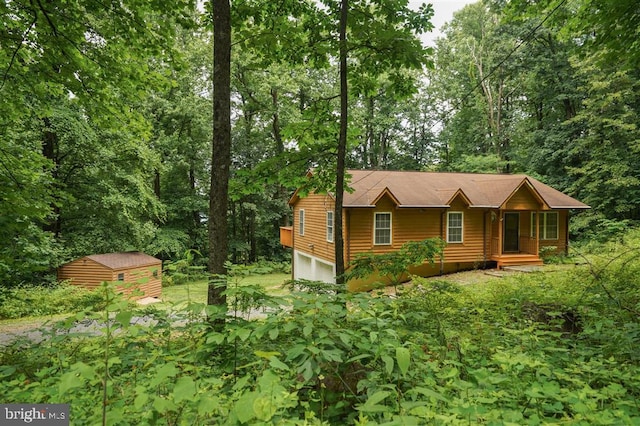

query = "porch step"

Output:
[[495, 255, 543, 269]]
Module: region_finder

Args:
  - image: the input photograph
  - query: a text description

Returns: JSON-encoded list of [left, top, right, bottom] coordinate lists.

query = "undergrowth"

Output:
[[0, 233, 638, 424], [0, 283, 105, 320]]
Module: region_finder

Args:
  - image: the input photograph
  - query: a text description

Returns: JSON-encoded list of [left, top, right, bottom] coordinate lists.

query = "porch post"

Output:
[[535, 210, 540, 256], [497, 210, 503, 256]]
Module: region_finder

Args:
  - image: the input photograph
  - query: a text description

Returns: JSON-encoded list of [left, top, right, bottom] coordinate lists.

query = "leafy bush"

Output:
[[0, 282, 105, 320], [1, 233, 639, 424]]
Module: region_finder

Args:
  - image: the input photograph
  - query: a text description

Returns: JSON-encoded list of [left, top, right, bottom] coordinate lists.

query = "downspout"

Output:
[[483, 210, 488, 267], [291, 207, 296, 281], [346, 209, 351, 266], [565, 210, 570, 255], [440, 209, 446, 275]]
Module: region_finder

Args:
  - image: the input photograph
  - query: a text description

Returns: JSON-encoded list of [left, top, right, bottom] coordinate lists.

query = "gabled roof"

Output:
[[341, 170, 589, 209], [84, 252, 161, 270]]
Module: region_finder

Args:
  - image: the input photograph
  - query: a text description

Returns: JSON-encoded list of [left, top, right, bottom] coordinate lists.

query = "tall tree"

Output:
[[334, 0, 349, 284], [433, 2, 521, 171], [311, 0, 434, 282], [208, 0, 232, 311], [0, 0, 195, 285]]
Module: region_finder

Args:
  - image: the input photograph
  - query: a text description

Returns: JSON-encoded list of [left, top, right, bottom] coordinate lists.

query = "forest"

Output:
[[1, 0, 640, 424], [1, 0, 638, 285]]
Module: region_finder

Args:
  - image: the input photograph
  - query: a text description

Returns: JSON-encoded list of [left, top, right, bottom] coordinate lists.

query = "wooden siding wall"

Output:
[[58, 259, 113, 287], [58, 259, 162, 299], [113, 265, 162, 299], [346, 196, 491, 266], [292, 193, 335, 264], [443, 198, 488, 264], [540, 210, 568, 253], [346, 196, 442, 262]]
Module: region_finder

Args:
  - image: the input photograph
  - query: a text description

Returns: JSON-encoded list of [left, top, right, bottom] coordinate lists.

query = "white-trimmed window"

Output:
[[374, 212, 392, 245], [447, 212, 464, 243], [531, 212, 559, 240], [326, 211, 334, 242], [299, 209, 305, 236]]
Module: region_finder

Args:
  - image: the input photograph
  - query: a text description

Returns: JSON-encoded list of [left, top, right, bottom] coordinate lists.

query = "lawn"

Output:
[[158, 272, 291, 306]]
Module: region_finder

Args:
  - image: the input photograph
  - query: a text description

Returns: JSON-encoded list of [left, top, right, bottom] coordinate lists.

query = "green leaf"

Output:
[[269, 357, 289, 371], [358, 391, 392, 413], [59, 372, 84, 394], [235, 392, 257, 423], [396, 347, 410, 377], [134, 392, 149, 410], [253, 395, 277, 421], [173, 376, 196, 403], [411, 387, 450, 403], [115, 310, 133, 327], [152, 396, 177, 414], [150, 362, 179, 387], [255, 350, 281, 359], [382, 355, 394, 377]]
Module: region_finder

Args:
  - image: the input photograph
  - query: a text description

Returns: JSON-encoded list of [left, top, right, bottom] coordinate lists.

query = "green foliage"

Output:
[[163, 250, 208, 286], [345, 238, 446, 288], [2, 237, 640, 424], [0, 283, 104, 320]]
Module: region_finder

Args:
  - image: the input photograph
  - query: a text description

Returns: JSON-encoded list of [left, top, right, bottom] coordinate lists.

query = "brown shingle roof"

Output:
[[85, 252, 161, 270], [341, 170, 589, 209]]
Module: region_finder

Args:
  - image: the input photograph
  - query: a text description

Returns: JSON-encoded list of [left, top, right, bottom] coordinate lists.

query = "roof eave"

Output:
[[396, 205, 450, 208], [550, 205, 591, 209]]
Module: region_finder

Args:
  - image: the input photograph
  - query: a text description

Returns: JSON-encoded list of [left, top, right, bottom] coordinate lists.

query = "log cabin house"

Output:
[[280, 170, 589, 290], [58, 252, 162, 300]]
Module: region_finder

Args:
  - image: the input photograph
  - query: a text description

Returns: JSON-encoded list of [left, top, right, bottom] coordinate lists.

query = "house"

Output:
[[58, 252, 162, 300], [280, 170, 589, 290]]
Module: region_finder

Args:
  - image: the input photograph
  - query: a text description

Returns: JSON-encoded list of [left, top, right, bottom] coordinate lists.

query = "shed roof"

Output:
[[84, 252, 161, 270], [293, 170, 589, 209]]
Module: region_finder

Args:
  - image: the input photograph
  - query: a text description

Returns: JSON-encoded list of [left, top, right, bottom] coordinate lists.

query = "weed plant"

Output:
[[0, 283, 105, 320], [1, 235, 639, 424]]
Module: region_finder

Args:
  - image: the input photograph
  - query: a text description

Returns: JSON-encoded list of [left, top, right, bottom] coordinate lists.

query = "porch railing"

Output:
[[519, 237, 537, 255]]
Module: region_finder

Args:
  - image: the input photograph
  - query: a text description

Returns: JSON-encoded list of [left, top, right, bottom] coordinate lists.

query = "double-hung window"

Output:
[[299, 210, 305, 236], [374, 212, 392, 245], [531, 212, 558, 240], [447, 212, 464, 243], [326, 211, 334, 242]]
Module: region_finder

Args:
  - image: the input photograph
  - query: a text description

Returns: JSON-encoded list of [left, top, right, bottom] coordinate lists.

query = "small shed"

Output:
[[58, 252, 162, 300]]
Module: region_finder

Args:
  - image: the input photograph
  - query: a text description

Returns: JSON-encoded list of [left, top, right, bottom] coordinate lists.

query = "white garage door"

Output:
[[293, 251, 335, 284]]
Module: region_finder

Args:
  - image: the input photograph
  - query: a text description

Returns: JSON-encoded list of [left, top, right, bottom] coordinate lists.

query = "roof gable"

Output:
[[501, 178, 548, 210], [446, 188, 473, 207], [340, 170, 589, 209]]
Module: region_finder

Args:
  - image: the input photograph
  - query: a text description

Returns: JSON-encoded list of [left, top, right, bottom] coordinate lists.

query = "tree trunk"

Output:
[[208, 0, 231, 314], [189, 165, 200, 233], [42, 118, 61, 238], [334, 0, 348, 287]]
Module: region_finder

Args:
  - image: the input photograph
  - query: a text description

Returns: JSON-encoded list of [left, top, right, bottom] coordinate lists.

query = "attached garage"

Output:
[[58, 252, 162, 300], [293, 251, 336, 284]]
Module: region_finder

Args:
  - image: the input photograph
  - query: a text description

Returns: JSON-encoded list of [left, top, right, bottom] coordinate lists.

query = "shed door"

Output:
[[503, 212, 520, 253]]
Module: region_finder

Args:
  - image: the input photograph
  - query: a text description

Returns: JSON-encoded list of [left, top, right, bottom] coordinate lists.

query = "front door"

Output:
[[503, 212, 520, 253]]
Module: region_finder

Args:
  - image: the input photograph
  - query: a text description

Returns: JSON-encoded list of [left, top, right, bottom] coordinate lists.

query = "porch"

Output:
[[490, 212, 544, 269], [490, 253, 543, 269]]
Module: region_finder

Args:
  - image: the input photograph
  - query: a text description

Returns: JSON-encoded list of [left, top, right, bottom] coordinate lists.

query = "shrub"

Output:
[[0, 282, 105, 320]]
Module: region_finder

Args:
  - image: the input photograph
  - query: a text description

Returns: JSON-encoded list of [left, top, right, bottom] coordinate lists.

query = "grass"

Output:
[[158, 272, 291, 306]]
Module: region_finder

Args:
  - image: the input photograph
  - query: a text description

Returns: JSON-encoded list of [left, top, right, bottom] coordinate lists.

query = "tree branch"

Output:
[[0, 15, 37, 92]]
